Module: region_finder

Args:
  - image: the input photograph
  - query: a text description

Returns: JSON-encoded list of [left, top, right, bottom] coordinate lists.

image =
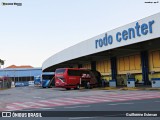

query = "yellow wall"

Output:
[[73, 49, 160, 83], [96, 59, 111, 75], [83, 63, 91, 69], [117, 54, 142, 74], [96, 59, 111, 82], [149, 50, 160, 72], [101, 75, 112, 81], [149, 50, 160, 80], [149, 73, 160, 80], [135, 74, 143, 82]]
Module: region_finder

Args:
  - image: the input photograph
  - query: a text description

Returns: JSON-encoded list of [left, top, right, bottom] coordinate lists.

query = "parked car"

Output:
[[15, 82, 25, 87], [15, 82, 29, 87]]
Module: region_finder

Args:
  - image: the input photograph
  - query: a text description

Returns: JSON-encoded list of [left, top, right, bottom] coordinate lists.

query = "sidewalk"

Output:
[[96, 86, 160, 91], [0, 88, 10, 90]]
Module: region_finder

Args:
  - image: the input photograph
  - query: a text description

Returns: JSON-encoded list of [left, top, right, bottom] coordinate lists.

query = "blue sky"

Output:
[[0, 0, 160, 67]]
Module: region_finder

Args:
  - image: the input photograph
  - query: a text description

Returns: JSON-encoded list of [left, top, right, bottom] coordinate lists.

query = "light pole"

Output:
[[14, 70, 16, 84], [30, 71, 32, 81], [2, 60, 5, 88]]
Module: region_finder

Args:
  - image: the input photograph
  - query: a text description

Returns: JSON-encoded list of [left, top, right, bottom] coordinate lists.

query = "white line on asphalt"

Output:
[[102, 97, 126, 101], [33, 97, 42, 99], [64, 105, 90, 109], [6, 109, 17, 111], [39, 100, 65, 105], [12, 103, 29, 108], [6, 106, 16, 109], [39, 107, 55, 110], [69, 117, 95, 120], [108, 102, 134, 105], [76, 97, 112, 102], [51, 99, 81, 104], [83, 96, 112, 102], [64, 98, 97, 103], [24, 102, 48, 107], [6, 106, 21, 111]]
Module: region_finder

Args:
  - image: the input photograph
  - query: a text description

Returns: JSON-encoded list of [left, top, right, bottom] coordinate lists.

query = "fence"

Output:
[[0, 76, 12, 89]]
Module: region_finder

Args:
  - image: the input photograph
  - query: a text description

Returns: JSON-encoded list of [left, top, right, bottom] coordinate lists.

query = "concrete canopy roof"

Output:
[[42, 13, 160, 72]]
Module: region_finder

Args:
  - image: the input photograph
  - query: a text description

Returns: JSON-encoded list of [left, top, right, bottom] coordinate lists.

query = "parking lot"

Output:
[[0, 86, 160, 120], [0, 86, 160, 109]]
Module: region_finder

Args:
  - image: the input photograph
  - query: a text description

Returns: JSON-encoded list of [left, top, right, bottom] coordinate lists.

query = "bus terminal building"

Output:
[[0, 66, 42, 83], [42, 13, 160, 87]]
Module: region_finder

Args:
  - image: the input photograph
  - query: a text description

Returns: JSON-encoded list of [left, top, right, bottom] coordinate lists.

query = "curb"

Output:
[[119, 87, 139, 90], [93, 87, 160, 91], [0, 88, 10, 90]]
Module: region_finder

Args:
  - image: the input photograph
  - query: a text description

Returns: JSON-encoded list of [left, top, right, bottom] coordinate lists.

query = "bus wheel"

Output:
[[66, 88, 71, 90]]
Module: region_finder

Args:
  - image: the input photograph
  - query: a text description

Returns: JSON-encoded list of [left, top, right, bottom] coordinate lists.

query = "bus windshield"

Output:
[[42, 75, 53, 80], [55, 69, 66, 74], [42, 72, 54, 80], [67, 69, 82, 76]]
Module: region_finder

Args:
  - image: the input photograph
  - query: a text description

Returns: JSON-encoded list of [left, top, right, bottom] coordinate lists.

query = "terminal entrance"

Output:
[[94, 38, 160, 87], [43, 37, 160, 88], [10, 76, 34, 82]]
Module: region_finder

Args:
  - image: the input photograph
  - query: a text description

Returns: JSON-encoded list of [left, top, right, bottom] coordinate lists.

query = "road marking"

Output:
[[24, 102, 48, 107], [2, 91, 160, 111], [12, 103, 29, 108], [39, 100, 65, 105], [39, 107, 55, 110], [103, 97, 126, 101], [80, 97, 111, 102], [64, 105, 90, 109], [63, 98, 97, 103], [6, 105, 19, 110], [5, 106, 21, 111], [52, 99, 81, 104], [33, 97, 42, 99], [108, 102, 134, 105]]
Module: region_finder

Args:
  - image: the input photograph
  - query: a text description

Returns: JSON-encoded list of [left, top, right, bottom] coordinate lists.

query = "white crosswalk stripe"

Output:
[[50, 99, 81, 104], [12, 103, 29, 108], [39, 100, 65, 105], [63, 97, 98, 103], [75, 97, 113, 102], [89, 95, 127, 100], [2, 91, 160, 111]]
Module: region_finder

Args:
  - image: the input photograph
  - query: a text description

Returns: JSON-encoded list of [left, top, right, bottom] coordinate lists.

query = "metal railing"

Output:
[[0, 77, 12, 89]]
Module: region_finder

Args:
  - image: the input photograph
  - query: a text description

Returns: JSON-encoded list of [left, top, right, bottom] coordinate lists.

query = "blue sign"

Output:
[[95, 20, 155, 49]]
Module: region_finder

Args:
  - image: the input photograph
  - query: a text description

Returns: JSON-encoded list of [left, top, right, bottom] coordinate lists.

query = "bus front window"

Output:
[[55, 69, 66, 74]]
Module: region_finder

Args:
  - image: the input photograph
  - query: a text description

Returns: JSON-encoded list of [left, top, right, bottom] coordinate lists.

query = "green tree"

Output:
[[0, 59, 4, 68]]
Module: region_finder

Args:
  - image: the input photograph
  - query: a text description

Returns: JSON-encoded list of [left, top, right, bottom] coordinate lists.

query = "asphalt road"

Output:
[[18, 98, 160, 120], [2, 99, 159, 120], [0, 86, 160, 120]]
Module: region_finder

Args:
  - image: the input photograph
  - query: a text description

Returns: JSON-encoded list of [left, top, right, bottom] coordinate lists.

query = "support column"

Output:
[[110, 57, 117, 85], [141, 51, 149, 85], [78, 64, 82, 68], [91, 61, 96, 71]]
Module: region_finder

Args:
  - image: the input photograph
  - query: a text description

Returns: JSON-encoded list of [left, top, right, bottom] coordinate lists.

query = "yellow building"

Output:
[[42, 13, 160, 87]]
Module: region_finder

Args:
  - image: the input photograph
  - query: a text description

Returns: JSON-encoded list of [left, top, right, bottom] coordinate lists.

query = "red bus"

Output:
[[55, 68, 101, 90]]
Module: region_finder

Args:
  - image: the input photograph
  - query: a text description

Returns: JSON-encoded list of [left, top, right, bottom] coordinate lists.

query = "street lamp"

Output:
[[2, 60, 5, 88], [14, 70, 16, 84]]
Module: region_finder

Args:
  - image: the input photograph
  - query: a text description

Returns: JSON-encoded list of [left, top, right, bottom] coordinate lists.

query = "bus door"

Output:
[[42, 73, 54, 88], [48, 76, 55, 87]]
